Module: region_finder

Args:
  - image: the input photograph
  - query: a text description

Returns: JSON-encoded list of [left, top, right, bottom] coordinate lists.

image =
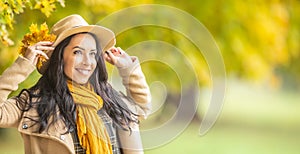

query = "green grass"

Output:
[[144, 122, 300, 154], [1, 122, 299, 154], [145, 80, 300, 154], [0, 128, 24, 154], [1, 80, 300, 154]]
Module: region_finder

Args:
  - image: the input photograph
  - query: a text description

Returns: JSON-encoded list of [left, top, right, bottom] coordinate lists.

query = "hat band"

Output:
[[72, 25, 84, 28]]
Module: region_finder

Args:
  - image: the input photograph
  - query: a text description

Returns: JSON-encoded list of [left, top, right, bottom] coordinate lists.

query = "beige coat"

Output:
[[0, 56, 151, 154]]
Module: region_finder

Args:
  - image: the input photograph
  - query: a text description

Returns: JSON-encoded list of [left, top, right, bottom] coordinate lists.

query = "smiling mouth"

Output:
[[76, 68, 91, 75]]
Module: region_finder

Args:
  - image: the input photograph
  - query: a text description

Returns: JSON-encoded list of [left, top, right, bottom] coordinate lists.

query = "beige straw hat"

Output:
[[38, 14, 116, 74]]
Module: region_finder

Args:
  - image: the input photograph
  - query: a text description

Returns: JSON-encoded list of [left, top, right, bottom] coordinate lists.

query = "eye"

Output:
[[90, 51, 97, 56], [73, 50, 82, 55]]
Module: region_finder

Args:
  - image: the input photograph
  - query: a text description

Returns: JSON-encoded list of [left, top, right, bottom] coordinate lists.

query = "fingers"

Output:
[[116, 47, 125, 55], [104, 47, 134, 68], [24, 41, 54, 65], [108, 47, 129, 57], [104, 47, 118, 64], [104, 50, 118, 65], [110, 47, 122, 56], [35, 41, 54, 56]]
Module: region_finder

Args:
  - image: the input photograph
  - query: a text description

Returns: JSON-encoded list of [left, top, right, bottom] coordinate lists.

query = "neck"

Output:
[[65, 76, 89, 88]]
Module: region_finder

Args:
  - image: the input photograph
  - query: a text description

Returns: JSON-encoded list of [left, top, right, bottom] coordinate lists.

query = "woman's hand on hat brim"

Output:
[[104, 47, 134, 68], [24, 41, 54, 66]]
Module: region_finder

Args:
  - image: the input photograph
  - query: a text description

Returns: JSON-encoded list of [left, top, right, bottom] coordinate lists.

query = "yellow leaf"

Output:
[[34, 0, 56, 17], [19, 23, 56, 69]]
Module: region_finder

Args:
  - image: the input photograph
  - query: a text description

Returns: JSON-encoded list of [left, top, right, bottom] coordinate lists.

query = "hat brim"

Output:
[[52, 25, 116, 52]]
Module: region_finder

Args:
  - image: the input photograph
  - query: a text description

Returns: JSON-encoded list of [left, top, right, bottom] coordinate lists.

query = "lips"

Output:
[[75, 68, 91, 75]]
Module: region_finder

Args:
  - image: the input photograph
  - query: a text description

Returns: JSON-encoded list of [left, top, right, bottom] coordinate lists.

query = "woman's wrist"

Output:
[[117, 56, 140, 77]]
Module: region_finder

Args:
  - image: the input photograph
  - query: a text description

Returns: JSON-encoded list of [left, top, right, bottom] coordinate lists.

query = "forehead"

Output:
[[69, 33, 97, 48]]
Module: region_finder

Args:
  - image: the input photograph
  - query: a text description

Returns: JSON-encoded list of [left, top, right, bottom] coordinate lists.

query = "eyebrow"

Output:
[[73, 46, 85, 50], [73, 46, 97, 51]]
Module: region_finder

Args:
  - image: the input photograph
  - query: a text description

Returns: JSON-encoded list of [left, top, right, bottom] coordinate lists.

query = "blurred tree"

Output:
[[0, 0, 65, 46], [190, 0, 299, 89], [0, 0, 300, 126], [2, 0, 299, 88]]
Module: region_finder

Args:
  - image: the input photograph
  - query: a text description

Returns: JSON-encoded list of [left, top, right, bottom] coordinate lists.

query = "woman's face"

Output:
[[63, 33, 97, 84]]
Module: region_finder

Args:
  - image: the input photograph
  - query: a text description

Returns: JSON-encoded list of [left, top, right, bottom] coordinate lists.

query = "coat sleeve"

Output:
[[117, 56, 152, 120], [0, 56, 35, 128], [116, 57, 151, 154]]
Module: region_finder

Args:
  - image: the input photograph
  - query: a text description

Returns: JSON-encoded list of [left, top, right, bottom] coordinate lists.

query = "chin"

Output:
[[74, 79, 89, 84], [79, 81, 89, 84]]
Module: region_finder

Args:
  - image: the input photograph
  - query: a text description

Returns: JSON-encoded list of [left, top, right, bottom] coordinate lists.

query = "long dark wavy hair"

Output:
[[17, 32, 138, 133]]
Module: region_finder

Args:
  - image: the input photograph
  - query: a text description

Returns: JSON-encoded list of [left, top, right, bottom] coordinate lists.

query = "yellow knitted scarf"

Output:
[[67, 80, 112, 154]]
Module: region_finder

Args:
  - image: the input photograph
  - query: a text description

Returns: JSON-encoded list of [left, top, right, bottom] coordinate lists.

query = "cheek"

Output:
[[92, 58, 97, 65], [91, 59, 97, 72], [63, 57, 76, 76], [91, 56, 97, 66]]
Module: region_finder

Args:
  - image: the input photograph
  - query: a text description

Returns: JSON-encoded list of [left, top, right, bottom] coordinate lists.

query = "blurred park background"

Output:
[[1, 0, 300, 153]]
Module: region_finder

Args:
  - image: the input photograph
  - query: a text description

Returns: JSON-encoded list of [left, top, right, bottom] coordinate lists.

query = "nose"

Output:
[[82, 53, 92, 65]]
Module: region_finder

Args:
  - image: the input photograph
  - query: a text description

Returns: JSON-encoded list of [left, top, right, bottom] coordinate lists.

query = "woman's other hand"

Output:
[[104, 47, 136, 68], [24, 41, 54, 66]]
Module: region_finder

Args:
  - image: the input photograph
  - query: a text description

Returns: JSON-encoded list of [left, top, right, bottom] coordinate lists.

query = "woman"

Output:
[[0, 14, 151, 154]]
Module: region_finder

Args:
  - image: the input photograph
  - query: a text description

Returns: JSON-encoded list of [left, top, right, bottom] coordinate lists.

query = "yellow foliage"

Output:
[[0, 0, 64, 46], [82, 0, 153, 13], [34, 0, 57, 17], [218, 0, 293, 87], [0, 26, 14, 46], [19, 23, 56, 70], [1, 0, 300, 88]]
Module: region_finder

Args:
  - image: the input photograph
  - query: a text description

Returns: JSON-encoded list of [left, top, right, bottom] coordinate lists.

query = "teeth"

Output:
[[76, 69, 90, 75]]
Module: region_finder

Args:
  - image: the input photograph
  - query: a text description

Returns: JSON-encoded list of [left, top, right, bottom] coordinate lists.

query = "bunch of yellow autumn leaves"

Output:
[[19, 23, 56, 70], [0, 0, 64, 46]]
